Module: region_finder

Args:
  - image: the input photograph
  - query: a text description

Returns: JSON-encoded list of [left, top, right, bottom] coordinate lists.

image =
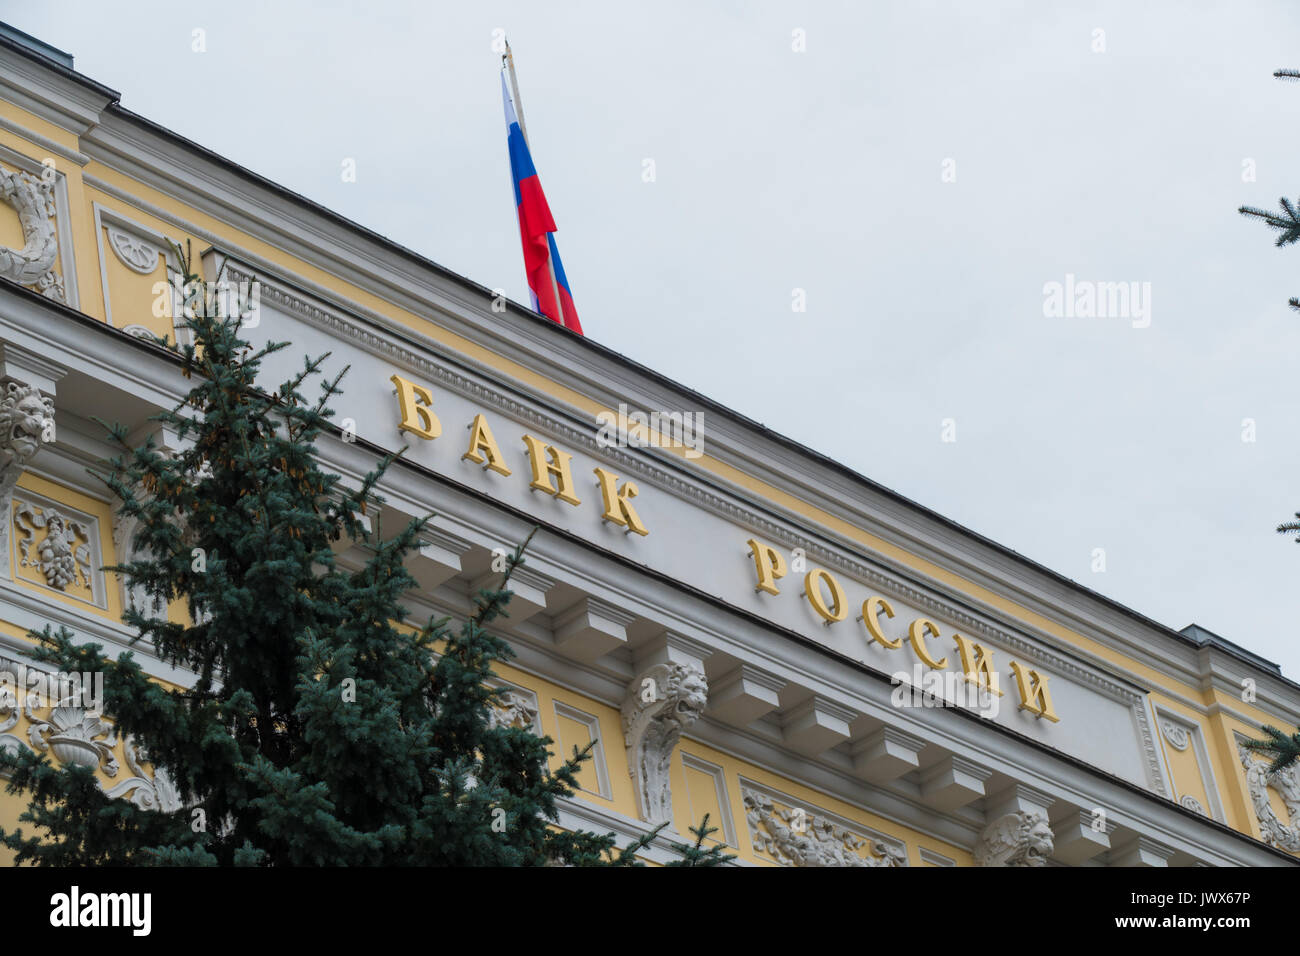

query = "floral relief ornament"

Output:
[[26, 702, 119, 776], [102, 734, 181, 813], [13, 503, 93, 592], [742, 788, 906, 867]]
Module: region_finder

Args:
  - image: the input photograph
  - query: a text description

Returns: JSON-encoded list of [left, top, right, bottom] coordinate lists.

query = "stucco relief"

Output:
[[622, 661, 707, 826], [974, 810, 1055, 866], [1160, 719, 1191, 752], [742, 787, 907, 867], [0, 658, 178, 811], [1238, 744, 1300, 852], [487, 688, 540, 732], [14, 501, 93, 592], [105, 225, 161, 274], [0, 381, 56, 577], [0, 166, 64, 302], [0, 381, 54, 497]]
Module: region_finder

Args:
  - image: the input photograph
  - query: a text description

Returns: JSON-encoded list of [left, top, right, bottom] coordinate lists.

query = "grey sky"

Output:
[[9, 1, 1300, 677]]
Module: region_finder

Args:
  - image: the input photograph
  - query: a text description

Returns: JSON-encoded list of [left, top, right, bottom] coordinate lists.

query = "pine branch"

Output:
[[665, 813, 738, 866], [1241, 725, 1300, 773]]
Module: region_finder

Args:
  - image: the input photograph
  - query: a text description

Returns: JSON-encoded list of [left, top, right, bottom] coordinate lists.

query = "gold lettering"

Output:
[[804, 568, 847, 624], [907, 618, 948, 669], [1008, 661, 1059, 722], [951, 632, 1003, 696], [391, 374, 440, 440], [521, 435, 581, 505], [860, 595, 900, 649], [593, 467, 649, 535], [463, 413, 511, 476], [746, 538, 787, 595]]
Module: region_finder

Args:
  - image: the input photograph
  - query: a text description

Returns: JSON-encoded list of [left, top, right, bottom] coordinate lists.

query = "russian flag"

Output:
[[502, 73, 582, 335]]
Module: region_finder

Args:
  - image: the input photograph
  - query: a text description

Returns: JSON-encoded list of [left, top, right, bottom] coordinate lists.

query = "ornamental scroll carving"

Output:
[[102, 735, 181, 813], [0, 167, 64, 302], [974, 810, 1055, 866], [742, 788, 906, 867], [622, 661, 707, 826], [1238, 744, 1300, 852], [0, 658, 179, 812]]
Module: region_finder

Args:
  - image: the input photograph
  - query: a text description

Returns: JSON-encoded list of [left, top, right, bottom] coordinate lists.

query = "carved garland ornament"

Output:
[[742, 788, 906, 867], [0, 167, 64, 302], [1238, 744, 1300, 852], [973, 810, 1055, 866], [622, 661, 708, 826]]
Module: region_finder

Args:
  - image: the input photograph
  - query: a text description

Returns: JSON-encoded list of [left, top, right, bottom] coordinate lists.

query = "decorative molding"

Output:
[[1154, 707, 1224, 822], [741, 782, 907, 867], [1179, 795, 1206, 815], [621, 660, 707, 826], [92, 203, 182, 339], [486, 683, 541, 733], [14, 500, 92, 591], [553, 700, 611, 799], [27, 703, 118, 774], [1160, 718, 1190, 752], [0, 381, 55, 578], [105, 225, 162, 274], [232, 263, 1169, 796], [101, 734, 181, 813], [120, 324, 160, 341], [9, 489, 105, 608], [0, 145, 78, 308], [680, 751, 737, 846], [0, 655, 178, 811], [919, 847, 956, 866], [974, 810, 1055, 866], [1237, 743, 1300, 852], [0, 115, 90, 167]]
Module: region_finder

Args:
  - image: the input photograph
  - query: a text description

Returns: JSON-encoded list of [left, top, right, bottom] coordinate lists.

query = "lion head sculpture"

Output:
[[0, 381, 55, 474], [974, 810, 1054, 867]]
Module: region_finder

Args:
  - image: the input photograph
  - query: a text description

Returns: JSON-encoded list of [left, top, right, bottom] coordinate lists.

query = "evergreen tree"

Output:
[[0, 246, 732, 866]]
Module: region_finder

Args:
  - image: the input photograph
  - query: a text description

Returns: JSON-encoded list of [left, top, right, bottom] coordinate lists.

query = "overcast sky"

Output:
[[9, 1, 1300, 678]]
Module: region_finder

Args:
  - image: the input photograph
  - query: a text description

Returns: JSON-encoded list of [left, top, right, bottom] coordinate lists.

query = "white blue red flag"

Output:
[[502, 73, 582, 335]]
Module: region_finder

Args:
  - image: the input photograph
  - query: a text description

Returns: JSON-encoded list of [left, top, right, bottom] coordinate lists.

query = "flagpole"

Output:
[[504, 39, 566, 329]]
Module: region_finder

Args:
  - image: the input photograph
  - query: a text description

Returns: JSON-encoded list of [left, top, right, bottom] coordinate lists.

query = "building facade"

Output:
[[0, 24, 1297, 867]]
